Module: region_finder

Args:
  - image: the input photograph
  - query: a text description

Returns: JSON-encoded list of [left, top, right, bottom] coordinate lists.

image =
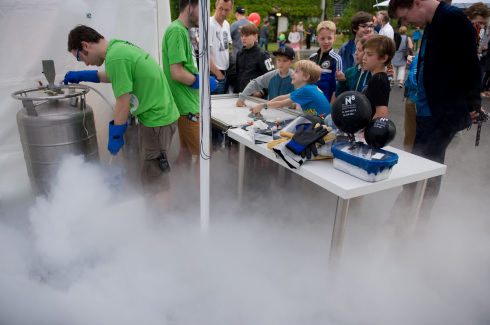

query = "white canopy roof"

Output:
[[374, 0, 490, 9]]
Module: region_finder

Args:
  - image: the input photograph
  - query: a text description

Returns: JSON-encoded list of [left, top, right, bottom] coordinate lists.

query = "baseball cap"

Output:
[[235, 6, 246, 14], [273, 46, 295, 60]]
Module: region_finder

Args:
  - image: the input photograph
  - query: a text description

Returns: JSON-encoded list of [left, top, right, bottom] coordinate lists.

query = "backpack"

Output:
[[394, 31, 402, 50]]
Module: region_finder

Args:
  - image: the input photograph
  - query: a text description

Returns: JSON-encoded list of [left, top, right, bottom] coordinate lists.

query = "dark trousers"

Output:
[[413, 39, 420, 51], [390, 116, 457, 231]]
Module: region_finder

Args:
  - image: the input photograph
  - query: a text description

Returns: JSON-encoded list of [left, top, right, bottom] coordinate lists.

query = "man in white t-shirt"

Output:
[[210, 0, 233, 94], [377, 10, 394, 39]]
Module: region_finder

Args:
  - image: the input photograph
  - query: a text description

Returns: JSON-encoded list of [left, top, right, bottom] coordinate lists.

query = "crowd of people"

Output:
[[61, 0, 485, 227]]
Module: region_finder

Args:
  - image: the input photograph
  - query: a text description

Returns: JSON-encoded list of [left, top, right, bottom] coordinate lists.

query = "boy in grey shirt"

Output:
[[236, 46, 295, 106]]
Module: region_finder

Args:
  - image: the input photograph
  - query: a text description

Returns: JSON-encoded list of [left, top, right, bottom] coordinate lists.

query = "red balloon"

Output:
[[248, 13, 261, 26]]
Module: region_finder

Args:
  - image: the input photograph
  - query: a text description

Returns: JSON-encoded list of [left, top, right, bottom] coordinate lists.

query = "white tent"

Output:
[[374, 0, 490, 8], [453, 0, 490, 8], [0, 0, 172, 199], [373, 0, 390, 7]]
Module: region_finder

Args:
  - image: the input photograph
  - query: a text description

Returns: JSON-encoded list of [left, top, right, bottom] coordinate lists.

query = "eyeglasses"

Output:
[[358, 24, 374, 29], [76, 48, 83, 62]]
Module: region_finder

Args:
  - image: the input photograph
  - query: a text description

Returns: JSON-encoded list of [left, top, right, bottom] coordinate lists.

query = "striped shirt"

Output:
[[309, 49, 343, 102]]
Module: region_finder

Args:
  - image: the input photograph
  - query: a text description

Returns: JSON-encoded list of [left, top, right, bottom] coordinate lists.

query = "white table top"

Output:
[[211, 94, 301, 129], [227, 128, 447, 199]]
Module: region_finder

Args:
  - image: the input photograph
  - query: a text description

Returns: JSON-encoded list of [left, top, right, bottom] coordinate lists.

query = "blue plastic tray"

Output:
[[331, 141, 399, 181]]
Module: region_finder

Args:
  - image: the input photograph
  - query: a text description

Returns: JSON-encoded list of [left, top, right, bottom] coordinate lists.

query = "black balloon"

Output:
[[364, 117, 396, 149], [331, 91, 372, 134]]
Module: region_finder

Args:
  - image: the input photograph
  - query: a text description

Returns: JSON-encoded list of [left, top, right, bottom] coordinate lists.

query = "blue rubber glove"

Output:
[[108, 120, 127, 155], [190, 74, 219, 92], [286, 124, 329, 157], [63, 70, 100, 85]]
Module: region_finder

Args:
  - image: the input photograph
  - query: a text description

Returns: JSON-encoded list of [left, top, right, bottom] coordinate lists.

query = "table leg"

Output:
[[329, 196, 350, 269], [237, 142, 245, 204], [410, 178, 428, 234]]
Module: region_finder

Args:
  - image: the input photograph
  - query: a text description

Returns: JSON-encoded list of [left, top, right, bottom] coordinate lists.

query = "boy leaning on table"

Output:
[[236, 46, 295, 107], [250, 60, 331, 119]]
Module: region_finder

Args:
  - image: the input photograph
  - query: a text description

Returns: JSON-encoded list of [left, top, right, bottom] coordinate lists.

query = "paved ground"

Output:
[[1, 51, 489, 324]]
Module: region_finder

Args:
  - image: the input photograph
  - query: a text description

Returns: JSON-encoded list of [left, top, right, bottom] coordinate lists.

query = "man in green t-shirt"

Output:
[[162, 0, 217, 174], [64, 25, 180, 210]]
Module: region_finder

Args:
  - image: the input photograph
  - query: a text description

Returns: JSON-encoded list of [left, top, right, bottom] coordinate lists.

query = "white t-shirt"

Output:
[[210, 17, 231, 70], [288, 32, 301, 44], [379, 22, 394, 40]]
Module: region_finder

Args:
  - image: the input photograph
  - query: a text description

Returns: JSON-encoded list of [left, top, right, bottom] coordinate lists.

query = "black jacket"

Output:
[[420, 1, 481, 133], [235, 44, 274, 93]]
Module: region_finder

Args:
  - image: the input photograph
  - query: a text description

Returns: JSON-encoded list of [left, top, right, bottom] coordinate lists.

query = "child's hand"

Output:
[[250, 104, 262, 114], [386, 64, 394, 78], [470, 109, 480, 123], [335, 70, 346, 82], [236, 100, 246, 107]]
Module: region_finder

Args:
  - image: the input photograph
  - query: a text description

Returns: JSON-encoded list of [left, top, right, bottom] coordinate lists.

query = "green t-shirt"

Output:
[[162, 20, 199, 115], [105, 39, 179, 127]]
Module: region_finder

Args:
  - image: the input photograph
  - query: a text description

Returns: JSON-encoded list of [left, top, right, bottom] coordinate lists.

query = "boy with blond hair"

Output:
[[360, 35, 396, 119], [250, 60, 331, 118], [309, 20, 343, 104]]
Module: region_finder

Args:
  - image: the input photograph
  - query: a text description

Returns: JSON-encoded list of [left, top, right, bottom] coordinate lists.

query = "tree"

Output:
[[170, 0, 179, 21], [347, 0, 380, 13], [324, 0, 334, 20]]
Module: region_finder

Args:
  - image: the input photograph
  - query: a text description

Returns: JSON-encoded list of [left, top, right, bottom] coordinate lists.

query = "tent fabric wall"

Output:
[[0, 0, 171, 199]]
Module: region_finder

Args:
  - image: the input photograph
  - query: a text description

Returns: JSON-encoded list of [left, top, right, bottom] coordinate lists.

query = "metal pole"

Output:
[[199, 0, 211, 233], [321, 0, 326, 21], [329, 197, 350, 271]]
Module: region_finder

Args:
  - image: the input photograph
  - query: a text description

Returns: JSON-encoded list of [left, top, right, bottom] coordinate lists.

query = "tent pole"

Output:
[[199, 0, 211, 233]]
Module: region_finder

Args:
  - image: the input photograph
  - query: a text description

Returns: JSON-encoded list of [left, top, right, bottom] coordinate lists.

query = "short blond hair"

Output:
[[316, 20, 336, 34], [398, 26, 407, 35], [294, 60, 321, 84]]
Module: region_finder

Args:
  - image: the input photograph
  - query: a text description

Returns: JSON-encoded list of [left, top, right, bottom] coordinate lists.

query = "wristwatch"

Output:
[[263, 103, 268, 110]]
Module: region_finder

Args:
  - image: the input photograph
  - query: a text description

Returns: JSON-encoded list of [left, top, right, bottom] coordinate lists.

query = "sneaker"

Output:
[[398, 83, 403, 88]]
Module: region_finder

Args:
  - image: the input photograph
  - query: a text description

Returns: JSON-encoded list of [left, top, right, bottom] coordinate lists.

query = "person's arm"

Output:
[[330, 93, 336, 106], [237, 70, 275, 104], [373, 106, 388, 119], [98, 71, 110, 83], [408, 37, 413, 49], [113, 93, 130, 125], [210, 58, 225, 80], [250, 97, 294, 114], [335, 70, 346, 82], [335, 80, 348, 97], [269, 93, 291, 102], [169, 62, 197, 86]]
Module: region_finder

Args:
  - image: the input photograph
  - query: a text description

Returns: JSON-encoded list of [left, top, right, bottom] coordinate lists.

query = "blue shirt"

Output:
[[290, 84, 332, 118], [338, 38, 356, 72], [412, 30, 422, 41], [309, 49, 342, 102], [405, 55, 419, 103], [416, 24, 431, 117]]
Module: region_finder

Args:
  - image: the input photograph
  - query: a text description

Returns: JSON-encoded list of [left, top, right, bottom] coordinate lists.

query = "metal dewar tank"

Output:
[[11, 60, 99, 194]]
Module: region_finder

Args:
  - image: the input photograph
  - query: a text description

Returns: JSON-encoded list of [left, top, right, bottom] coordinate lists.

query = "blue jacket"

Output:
[[405, 55, 418, 103], [420, 1, 481, 133], [309, 49, 342, 101], [412, 30, 422, 41], [338, 38, 356, 72]]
